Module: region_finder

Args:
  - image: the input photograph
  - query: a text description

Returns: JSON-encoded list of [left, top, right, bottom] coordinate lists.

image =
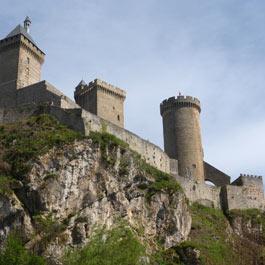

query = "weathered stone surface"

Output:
[[0, 139, 191, 264], [0, 193, 33, 246]]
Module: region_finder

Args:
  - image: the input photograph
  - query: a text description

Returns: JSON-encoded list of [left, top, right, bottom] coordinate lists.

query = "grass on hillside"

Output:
[[187, 203, 238, 265], [0, 115, 83, 180]]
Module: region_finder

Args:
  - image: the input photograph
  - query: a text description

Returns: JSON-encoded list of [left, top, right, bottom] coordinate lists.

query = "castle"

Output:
[[0, 18, 264, 211]]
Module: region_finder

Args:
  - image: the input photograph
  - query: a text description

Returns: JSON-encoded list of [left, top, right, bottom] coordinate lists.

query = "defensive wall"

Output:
[[222, 175, 265, 211], [0, 105, 177, 175], [204, 162, 231, 186], [0, 104, 264, 212], [175, 174, 222, 209]]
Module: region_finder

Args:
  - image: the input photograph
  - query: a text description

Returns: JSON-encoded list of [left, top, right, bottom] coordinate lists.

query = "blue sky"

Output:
[[1, 0, 265, 181]]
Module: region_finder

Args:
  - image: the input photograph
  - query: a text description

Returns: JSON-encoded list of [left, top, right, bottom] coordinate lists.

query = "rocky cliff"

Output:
[[0, 115, 264, 265], [0, 115, 191, 264]]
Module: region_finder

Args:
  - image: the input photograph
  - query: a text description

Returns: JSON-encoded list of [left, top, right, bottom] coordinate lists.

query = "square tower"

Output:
[[74, 79, 126, 128], [0, 17, 45, 91]]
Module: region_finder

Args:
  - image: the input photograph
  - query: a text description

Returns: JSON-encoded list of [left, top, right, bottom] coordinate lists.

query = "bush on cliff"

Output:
[[0, 235, 46, 265], [0, 115, 82, 179], [63, 225, 145, 265]]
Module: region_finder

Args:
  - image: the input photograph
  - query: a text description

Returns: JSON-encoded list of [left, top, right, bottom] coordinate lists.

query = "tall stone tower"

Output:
[[74, 79, 126, 128], [0, 17, 45, 95], [160, 95, 205, 182]]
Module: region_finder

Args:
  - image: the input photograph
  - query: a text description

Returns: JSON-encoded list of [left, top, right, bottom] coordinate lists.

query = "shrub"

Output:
[[0, 115, 83, 179], [0, 176, 20, 196], [63, 225, 145, 265], [0, 234, 46, 265], [139, 161, 182, 201], [88, 131, 129, 167]]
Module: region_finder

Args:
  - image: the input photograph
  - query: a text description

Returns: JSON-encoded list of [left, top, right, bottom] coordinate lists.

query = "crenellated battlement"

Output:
[[239, 174, 263, 180], [160, 95, 201, 115], [75, 78, 126, 99]]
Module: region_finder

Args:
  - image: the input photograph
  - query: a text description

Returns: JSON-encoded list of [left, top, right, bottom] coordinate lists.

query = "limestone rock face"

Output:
[[0, 139, 191, 264], [229, 214, 265, 244], [0, 193, 33, 245]]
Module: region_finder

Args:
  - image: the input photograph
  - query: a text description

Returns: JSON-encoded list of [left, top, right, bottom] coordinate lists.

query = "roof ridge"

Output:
[[6, 24, 37, 46]]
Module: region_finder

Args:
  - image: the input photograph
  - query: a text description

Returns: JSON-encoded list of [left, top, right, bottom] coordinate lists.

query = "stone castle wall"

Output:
[[49, 106, 176, 174], [0, 34, 45, 90], [204, 162, 231, 186], [17, 37, 43, 89], [175, 174, 222, 208], [223, 175, 265, 211], [0, 105, 176, 175], [17, 80, 79, 109], [75, 79, 126, 128], [0, 105, 264, 211]]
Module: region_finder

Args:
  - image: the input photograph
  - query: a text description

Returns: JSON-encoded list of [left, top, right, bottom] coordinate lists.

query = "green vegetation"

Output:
[[150, 248, 182, 265], [138, 161, 182, 201], [63, 225, 146, 265], [33, 213, 66, 249], [0, 176, 20, 196], [227, 208, 265, 225], [0, 234, 46, 265], [89, 131, 129, 166], [187, 203, 237, 265], [0, 115, 83, 180], [227, 208, 265, 240]]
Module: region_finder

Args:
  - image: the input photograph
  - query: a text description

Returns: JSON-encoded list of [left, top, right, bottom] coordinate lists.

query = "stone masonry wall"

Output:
[[17, 80, 79, 109], [75, 79, 126, 128], [175, 175, 222, 208], [223, 175, 265, 211], [17, 42, 42, 89], [161, 96, 205, 182], [1, 105, 264, 211], [204, 162, 231, 186], [49, 106, 174, 174], [0, 44, 20, 86], [0, 105, 175, 174]]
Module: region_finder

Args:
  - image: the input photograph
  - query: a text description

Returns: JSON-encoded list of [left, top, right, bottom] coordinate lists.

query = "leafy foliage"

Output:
[[0, 234, 46, 265]]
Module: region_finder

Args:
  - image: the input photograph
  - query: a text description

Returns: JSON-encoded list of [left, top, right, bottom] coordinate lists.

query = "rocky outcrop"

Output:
[[0, 139, 191, 264], [228, 210, 265, 245]]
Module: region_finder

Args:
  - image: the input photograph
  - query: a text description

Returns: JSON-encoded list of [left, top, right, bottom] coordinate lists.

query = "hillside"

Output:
[[0, 115, 264, 265]]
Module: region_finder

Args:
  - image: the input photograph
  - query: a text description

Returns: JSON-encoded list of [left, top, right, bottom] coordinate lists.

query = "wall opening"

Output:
[[205, 180, 216, 187]]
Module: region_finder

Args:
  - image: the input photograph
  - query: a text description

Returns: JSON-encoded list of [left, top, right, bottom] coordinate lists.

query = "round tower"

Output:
[[160, 95, 204, 182]]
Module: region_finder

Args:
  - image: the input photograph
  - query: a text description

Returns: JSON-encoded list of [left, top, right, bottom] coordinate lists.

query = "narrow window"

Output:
[[117, 115, 120, 121], [27, 57, 30, 64]]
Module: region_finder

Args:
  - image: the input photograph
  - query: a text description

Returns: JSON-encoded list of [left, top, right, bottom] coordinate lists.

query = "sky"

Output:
[[1, 0, 265, 182]]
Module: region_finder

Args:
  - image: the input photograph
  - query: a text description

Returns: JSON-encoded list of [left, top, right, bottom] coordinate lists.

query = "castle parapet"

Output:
[[231, 174, 263, 187], [75, 78, 126, 100], [160, 95, 201, 115], [239, 174, 262, 179]]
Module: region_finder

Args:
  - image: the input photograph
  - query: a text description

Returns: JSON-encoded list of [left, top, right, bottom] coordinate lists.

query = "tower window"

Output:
[[27, 57, 30, 64], [117, 115, 120, 121]]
